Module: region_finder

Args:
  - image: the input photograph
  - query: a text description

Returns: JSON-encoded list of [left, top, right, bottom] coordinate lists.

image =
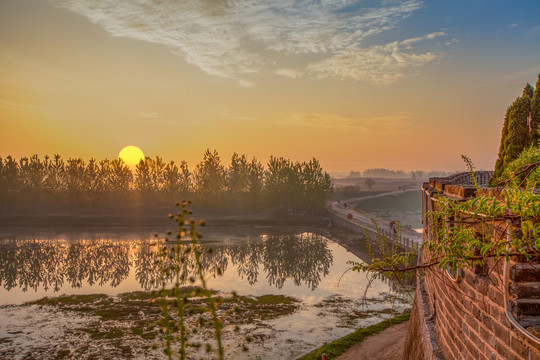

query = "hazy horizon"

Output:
[[1, 0, 539, 174]]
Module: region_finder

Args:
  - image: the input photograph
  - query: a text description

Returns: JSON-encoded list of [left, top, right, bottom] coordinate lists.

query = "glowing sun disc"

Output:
[[119, 146, 145, 167]]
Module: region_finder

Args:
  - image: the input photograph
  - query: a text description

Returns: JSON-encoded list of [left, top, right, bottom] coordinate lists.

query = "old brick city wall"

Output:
[[403, 173, 540, 360]]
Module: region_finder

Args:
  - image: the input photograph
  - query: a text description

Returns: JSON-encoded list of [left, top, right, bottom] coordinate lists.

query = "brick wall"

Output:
[[414, 253, 540, 360], [405, 175, 540, 360]]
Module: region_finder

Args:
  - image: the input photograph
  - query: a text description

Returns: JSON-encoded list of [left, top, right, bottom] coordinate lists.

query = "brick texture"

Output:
[[403, 247, 540, 360]]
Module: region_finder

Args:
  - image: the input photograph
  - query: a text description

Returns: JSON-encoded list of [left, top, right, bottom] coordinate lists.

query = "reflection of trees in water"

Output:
[[0, 239, 134, 292], [134, 241, 162, 290], [228, 237, 263, 285], [261, 233, 332, 290], [65, 240, 131, 288], [0, 239, 66, 292], [0, 232, 333, 293]]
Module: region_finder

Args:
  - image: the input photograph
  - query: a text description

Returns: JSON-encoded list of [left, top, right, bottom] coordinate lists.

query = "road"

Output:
[[329, 189, 422, 243]]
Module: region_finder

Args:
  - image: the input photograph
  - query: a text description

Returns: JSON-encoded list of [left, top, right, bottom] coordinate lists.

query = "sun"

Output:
[[119, 146, 145, 167]]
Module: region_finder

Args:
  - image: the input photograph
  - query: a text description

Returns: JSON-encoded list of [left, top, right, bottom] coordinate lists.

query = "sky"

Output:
[[1, 0, 539, 176]]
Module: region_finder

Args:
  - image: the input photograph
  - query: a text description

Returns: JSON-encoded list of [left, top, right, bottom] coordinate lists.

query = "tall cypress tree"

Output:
[[504, 94, 531, 161], [493, 82, 535, 179], [523, 83, 534, 99], [531, 74, 540, 145], [493, 106, 512, 179]]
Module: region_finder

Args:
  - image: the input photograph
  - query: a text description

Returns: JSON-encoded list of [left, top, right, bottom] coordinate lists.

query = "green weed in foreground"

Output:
[[154, 201, 227, 360], [296, 312, 410, 360]]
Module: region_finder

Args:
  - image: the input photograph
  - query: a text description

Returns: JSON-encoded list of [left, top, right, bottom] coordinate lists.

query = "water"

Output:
[[0, 226, 411, 358]]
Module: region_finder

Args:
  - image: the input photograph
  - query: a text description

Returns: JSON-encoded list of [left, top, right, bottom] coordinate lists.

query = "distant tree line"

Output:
[[345, 168, 455, 179], [0, 149, 332, 215]]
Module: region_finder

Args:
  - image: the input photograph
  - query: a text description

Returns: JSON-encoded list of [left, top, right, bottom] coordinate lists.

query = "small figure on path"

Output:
[[344, 203, 347, 209], [390, 220, 397, 234]]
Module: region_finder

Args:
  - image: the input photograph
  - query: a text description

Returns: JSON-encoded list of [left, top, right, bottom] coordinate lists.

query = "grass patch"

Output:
[[131, 326, 157, 339], [332, 190, 387, 201], [117, 291, 160, 301], [233, 294, 299, 305], [354, 190, 422, 228], [296, 312, 410, 360], [222, 294, 301, 322], [84, 326, 124, 340], [93, 303, 150, 321], [29, 294, 108, 306], [354, 190, 420, 213]]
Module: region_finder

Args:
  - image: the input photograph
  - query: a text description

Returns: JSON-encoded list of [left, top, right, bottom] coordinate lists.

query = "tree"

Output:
[[194, 149, 226, 205], [85, 158, 104, 208], [135, 157, 153, 193], [107, 159, 132, 210], [227, 153, 249, 194], [64, 158, 86, 212], [44, 155, 65, 206], [493, 106, 512, 180], [162, 160, 180, 202], [499, 146, 540, 188], [365, 178, 375, 189], [265, 156, 303, 210], [178, 160, 193, 196], [364, 168, 406, 178], [410, 170, 425, 179], [505, 95, 531, 161], [227, 153, 250, 209], [493, 82, 535, 179], [150, 156, 165, 195], [0, 156, 19, 214], [347, 170, 361, 178], [247, 157, 264, 208], [523, 83, 534, 99], [134, 156, 166, 207], [97, 159, 112, 205], [18, 155, 46, 210], [531, 75, 540, 145], [301, 158, 333, 211]]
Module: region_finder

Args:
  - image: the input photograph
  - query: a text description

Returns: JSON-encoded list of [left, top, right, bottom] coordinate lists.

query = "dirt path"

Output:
[[334, 321, 409, 360]]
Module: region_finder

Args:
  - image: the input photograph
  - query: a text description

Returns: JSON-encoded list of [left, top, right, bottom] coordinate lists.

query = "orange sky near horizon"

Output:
[[1, 1, 539, 176]]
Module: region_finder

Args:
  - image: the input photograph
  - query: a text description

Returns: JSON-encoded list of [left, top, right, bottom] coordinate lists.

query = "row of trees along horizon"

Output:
[[0, 149, 333, 216], [347, 168, 455, 179]]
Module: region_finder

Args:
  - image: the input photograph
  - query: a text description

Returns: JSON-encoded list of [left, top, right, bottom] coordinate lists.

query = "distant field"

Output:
[[354, 190, 420, 212], [354, 190, 422, 230], [331, 190, 387, 201], [332, 177, 424, 191]]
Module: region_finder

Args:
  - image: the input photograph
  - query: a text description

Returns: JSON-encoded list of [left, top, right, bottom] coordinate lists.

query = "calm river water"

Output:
[[0, 225, 411, 358]]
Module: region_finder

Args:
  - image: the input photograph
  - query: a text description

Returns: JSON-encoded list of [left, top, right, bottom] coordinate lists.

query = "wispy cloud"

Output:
[[53, 0, 445, 85], [280, 112, 413, 133], [137, 112, 159, 119], [220, 112, 258, 122], [307, 32, 444, 84], [275, 68, 303, 79]]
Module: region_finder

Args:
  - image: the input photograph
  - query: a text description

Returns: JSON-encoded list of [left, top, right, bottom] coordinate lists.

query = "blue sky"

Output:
[[0, 0, 539, 174]]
